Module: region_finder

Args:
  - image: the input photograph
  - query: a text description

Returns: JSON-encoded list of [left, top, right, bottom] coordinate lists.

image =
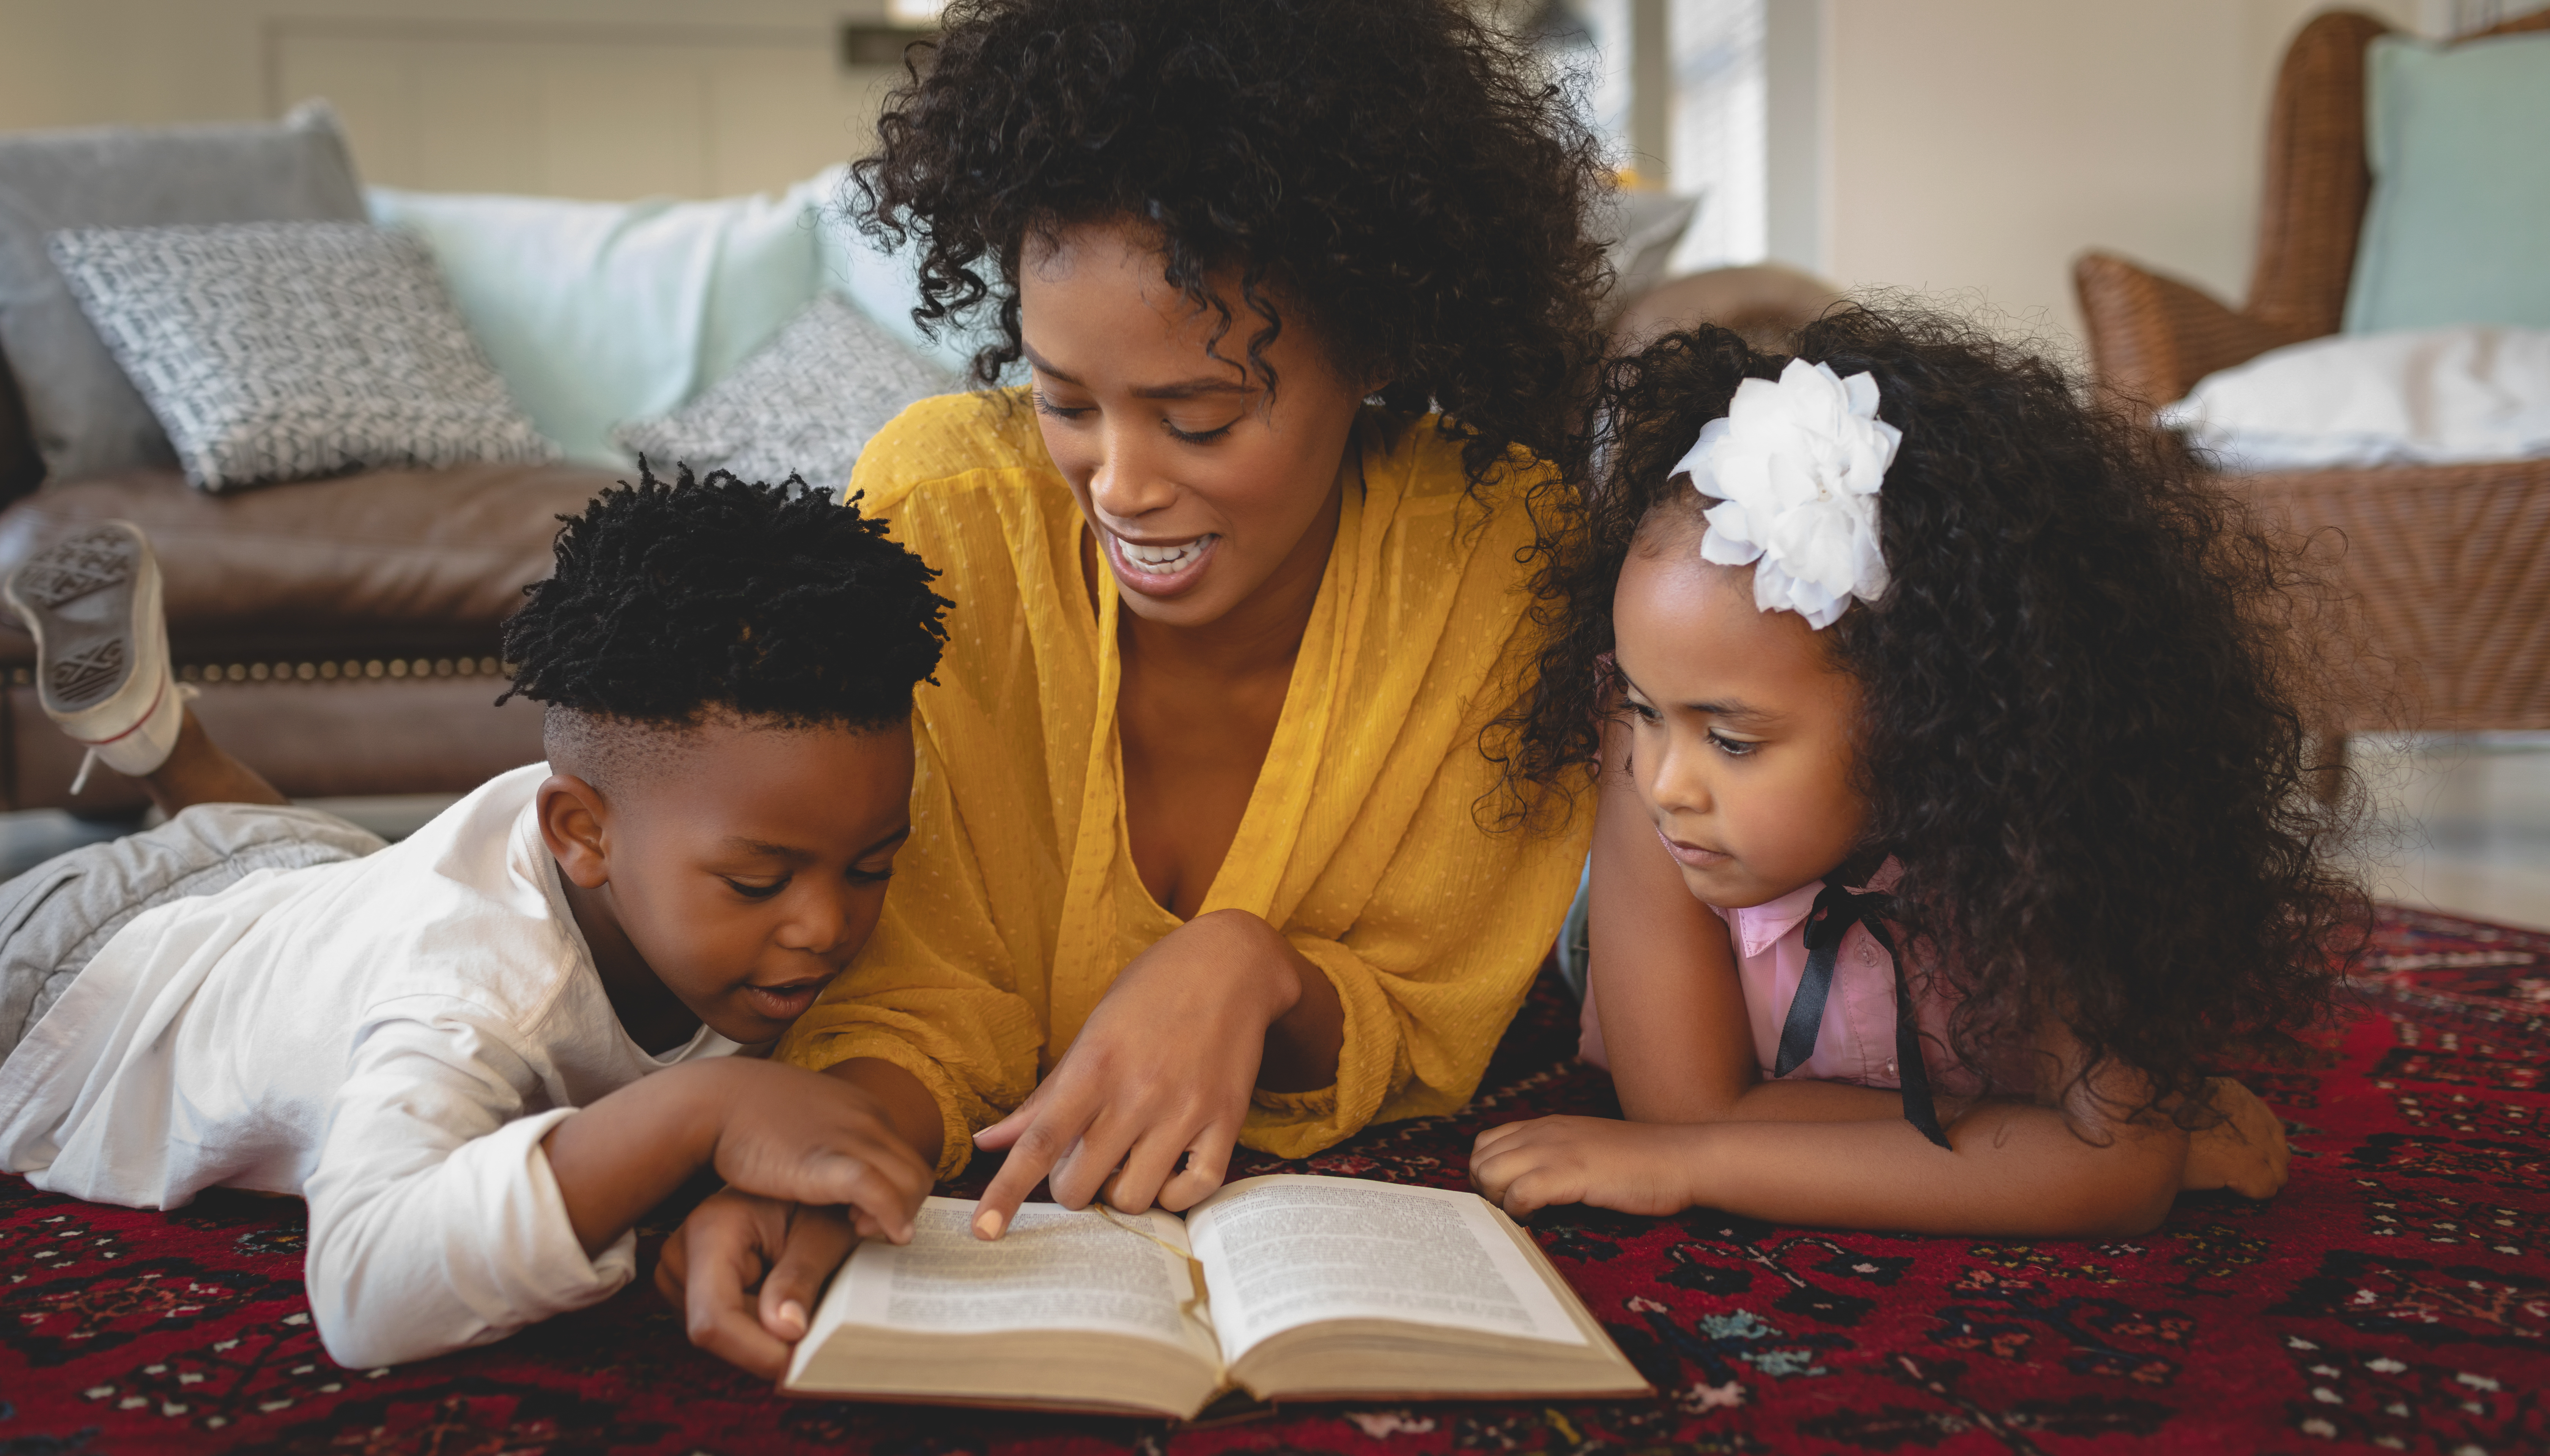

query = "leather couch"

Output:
[[0, 370, 615, 813]]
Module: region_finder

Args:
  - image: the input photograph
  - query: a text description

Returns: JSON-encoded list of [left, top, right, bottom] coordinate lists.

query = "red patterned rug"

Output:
[[2, 906, 2545, 1454]]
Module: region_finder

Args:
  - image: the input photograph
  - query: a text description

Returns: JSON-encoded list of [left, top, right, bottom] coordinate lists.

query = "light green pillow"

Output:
[[2345, 31, 2550, 334], [808, 172, 1003, 381], [368, 179, 826, 465]]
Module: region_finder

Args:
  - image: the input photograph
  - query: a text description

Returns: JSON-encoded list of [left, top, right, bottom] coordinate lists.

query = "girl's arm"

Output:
[[1476, 718, 2190, 1238], [1472, 1065, 2188, 1238], [1582, 715, 1890, 1125]]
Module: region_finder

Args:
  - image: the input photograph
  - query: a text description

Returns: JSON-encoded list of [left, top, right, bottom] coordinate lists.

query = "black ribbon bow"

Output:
[[1771, 881, 1952, 1149]]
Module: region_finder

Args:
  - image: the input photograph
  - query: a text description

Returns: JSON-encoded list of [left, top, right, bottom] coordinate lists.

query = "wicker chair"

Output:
[[2073, 8, 2550, 738]]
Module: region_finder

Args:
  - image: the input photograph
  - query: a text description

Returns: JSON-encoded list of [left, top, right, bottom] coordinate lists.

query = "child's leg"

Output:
[[144, 707, 287, 814], [0, 520, 388, 1060], [3, 520, 286, 814], [0, 802, 386, 1061]]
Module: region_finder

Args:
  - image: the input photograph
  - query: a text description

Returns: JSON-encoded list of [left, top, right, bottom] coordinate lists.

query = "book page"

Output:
[[1186, 1176, 1588, 1362], [822, 1196, 1211, 1352]]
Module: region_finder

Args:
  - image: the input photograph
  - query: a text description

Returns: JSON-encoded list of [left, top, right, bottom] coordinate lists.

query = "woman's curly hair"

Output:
[[848, 0, 1611, 490], [1505, 303, 2369, 1124]]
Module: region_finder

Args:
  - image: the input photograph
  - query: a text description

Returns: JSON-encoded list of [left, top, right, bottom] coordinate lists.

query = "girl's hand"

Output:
[[970, 909, 1324, 1236], [2179, 1077, 2290, 1199], [1470, 1116, 1700, 1220], [654, 1190, 856, 1382]]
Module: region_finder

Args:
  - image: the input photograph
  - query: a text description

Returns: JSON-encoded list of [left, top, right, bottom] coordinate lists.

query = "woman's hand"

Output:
[[2178, 1077, 2290, 1199], [655, 1190, 856, 1381], [969, 908, 1335, 1236], [1469, 1116, 1702, 1220]]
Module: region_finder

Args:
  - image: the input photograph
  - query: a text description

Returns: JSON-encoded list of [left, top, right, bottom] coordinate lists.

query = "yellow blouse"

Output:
[[776, 393, 1590, 1177]]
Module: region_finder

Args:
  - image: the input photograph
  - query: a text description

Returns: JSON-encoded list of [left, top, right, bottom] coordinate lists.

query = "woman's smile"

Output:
[[1105, 529, 1220, 597]]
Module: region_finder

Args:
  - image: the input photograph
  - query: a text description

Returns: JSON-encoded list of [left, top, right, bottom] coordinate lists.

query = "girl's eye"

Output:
[[1707, 731, 1760, 758], [723, 876, 788, 900], [1032, 391, 1090, 420], [1163, 417, 1235, 444], [847, 861, 896, 887], [1626, 700, 1662, 725]]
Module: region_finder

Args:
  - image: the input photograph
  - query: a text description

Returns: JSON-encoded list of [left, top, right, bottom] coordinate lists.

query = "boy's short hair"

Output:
[[499, 465, 951, 734]]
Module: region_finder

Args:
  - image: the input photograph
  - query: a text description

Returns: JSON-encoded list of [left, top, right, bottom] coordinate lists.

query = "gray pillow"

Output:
[[0, 101, 365, 493], [49, 222, 556, 494], [612, 292, 950, 492]]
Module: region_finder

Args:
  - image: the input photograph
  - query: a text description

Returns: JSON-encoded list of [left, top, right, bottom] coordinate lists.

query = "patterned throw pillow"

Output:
[[612, 292, 950, 493], [47, 222, 556, 493]]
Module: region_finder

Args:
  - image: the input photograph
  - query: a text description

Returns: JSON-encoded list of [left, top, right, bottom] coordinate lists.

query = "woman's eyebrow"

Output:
[[1020, 343, 1078, 383], [1020, 342, 1246, 400], [1130, 376, 1248, 400]]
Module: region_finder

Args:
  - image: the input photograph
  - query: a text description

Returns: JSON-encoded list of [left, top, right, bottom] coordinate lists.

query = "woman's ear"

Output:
[[537, 774, 613, 889]]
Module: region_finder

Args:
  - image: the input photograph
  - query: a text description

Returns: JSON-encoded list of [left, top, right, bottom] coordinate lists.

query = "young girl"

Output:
[[1472, 305, 2363, 1238]]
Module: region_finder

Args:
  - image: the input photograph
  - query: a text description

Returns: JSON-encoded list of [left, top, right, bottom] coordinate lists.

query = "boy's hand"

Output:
[[2178, 1077, 2290, 1199], [656, 1190, 855, 1382], [1470, 1116, 1700, 1220], [545, 1059, 928, 1263], [707, 1062, 932, 1244], [969, 910, 1325, 1236]]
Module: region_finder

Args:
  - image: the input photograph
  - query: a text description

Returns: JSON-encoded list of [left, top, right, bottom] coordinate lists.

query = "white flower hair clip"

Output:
[[1669, 357, 1902, 630]]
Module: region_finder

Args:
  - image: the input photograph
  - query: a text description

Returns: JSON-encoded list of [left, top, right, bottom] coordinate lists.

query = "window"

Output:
[[1533, 0, 1767, 272]]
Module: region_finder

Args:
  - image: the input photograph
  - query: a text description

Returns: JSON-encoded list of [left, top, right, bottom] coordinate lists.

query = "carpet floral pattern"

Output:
[[1, 905, 2545, 1454]]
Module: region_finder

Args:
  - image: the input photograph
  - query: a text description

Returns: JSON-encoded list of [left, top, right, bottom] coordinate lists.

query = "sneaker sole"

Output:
[[5, 525, 148, 719]]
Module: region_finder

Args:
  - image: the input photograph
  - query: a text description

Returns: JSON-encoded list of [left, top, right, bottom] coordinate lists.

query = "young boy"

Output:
[[0, 470, 949, 1368]]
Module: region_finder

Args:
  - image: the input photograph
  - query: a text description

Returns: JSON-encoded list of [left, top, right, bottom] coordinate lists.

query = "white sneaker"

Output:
[[3, 522, 183, 792]]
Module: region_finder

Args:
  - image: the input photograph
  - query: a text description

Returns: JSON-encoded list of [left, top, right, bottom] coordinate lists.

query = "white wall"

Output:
[[0, 0, 2470, 347], [1815, 0, 2424, 347], [0, 0, 906, 200]]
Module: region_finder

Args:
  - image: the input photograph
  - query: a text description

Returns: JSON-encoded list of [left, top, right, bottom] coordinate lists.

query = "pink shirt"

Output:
[[1577, 861, 1979, 1096]]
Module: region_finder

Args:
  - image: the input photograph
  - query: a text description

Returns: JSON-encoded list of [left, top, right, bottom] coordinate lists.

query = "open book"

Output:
[[782, 1174, 1651, 1418]]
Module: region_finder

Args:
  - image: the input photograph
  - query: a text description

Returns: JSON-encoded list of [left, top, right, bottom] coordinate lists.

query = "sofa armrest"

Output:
[[2073, 251, 2320, 412], [0, 336, 42, 505]]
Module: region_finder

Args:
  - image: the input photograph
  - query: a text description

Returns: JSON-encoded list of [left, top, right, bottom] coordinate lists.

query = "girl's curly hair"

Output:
[[1505, 303, 2369, 1124], [848, 0, 1611, 490]]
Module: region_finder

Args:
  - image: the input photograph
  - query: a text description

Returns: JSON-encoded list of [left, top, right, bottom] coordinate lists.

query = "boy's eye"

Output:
[[722, 876, 788, 900], [1163, 417, 1235, 444], [846, 861, 896, 886], [1707, 730, 1760, 758], [1032, 390, 1090, 420]]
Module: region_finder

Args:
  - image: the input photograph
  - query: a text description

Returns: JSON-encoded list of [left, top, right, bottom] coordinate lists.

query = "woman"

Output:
[[666, 0, 1610, 1373]]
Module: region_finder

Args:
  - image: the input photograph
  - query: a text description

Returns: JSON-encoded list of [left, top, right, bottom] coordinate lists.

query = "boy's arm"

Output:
[[302, 1018, 932, 1371], [656, 1057, 939, 1380], [302, 1018, 634, 1369], [541, 1058, 934, 1256]]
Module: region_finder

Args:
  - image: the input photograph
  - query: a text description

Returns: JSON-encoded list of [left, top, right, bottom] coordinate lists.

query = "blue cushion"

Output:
[[2345, 31, 2550, 334], [368, 179, 827, 466], [811, 184, 1002, 381]]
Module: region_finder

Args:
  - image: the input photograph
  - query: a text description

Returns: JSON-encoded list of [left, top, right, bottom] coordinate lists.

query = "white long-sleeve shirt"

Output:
[[0, 764, 749, 1368]]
